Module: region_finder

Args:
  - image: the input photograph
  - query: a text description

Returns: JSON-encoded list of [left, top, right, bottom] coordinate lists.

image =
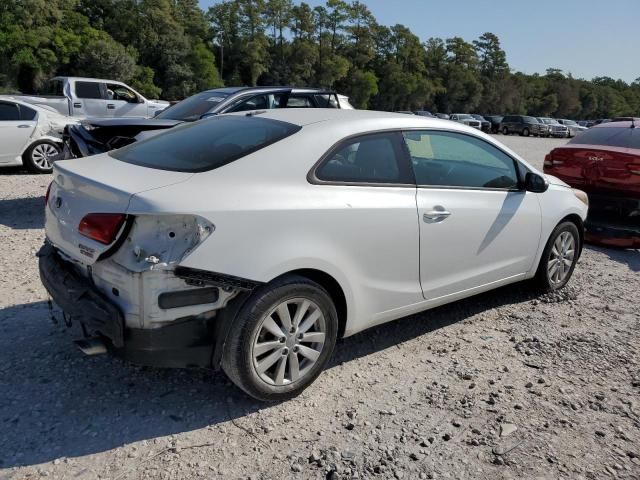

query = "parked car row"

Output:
[[394, 111, 591, 138]]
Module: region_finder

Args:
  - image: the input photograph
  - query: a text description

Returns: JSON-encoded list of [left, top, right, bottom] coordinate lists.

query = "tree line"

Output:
[[1, 0, 639, 118]]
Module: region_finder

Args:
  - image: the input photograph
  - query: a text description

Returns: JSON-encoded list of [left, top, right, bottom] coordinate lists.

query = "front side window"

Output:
[[111, 116, 301, 172], [286, 95, 313, 108], [403, 131, 519, 189], [315, 133, 412, 184], [75, 81, 104, 99], [227, 94, 272, 112], [106, 83, 139, 103], [0, 102, 20, 121]]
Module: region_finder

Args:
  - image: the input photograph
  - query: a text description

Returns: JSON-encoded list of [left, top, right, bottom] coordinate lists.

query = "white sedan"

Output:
[[0, 97, 77, 173], [39, 109, 588, 401]]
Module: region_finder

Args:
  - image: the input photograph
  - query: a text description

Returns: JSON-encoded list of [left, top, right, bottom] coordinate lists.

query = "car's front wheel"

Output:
[[534, 221, 580, 292], [23, 140, 61, 174], [523, 127, 530, 137], [502, 127, 509, 135], [222, 275, 338, 401]]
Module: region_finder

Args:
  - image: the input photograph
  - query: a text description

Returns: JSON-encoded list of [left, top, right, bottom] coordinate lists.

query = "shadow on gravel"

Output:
[[0, 284, 537, 468], [587, 244, 640, 272], [0, 195, 45, 229]]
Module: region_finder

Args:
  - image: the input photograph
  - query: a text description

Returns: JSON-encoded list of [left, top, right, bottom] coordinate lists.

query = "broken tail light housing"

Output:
[[79, 213, 126, 245]]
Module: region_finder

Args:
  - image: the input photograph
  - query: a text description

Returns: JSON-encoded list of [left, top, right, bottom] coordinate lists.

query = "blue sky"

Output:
[[199, 0, 639, 83]]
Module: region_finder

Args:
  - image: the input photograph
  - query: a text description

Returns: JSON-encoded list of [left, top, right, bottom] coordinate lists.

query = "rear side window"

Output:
[[0, 102, 20, 120], [111, 116, 301, 172], [44, 79, 64, 96], [315, 132, 413, 184], [75, 81, 104, 99], [569, 127, 635, 148], [286, 96, 313, 108], [19, 104, 37, 121]]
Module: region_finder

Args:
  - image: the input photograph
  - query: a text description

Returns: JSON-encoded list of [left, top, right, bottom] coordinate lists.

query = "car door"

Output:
[[310, 131, 423, 329], [73, 80, 108, 117], [0, 101, 36, 163], [402, 130, 541, 301], [105, 83, 148, 118]]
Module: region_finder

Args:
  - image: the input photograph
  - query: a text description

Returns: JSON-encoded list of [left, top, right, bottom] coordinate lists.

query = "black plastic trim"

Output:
[[174, 266, 263, 291], [158, 287, 219, 309]]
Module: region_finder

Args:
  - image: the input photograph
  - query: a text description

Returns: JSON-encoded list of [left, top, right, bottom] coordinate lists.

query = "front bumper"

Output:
[[38, 243, 220, 367]]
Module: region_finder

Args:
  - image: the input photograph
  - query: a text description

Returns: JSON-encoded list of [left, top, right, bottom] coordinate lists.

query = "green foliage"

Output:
[[0, 0, 638, 116]]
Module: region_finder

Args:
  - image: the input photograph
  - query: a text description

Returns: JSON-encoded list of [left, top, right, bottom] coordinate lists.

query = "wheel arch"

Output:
[[559, 213, 584, 256], [271, 268, 348, 339]]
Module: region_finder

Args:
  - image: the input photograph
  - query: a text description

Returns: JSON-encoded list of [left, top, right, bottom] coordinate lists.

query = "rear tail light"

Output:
[[79, 213, 126, 245]]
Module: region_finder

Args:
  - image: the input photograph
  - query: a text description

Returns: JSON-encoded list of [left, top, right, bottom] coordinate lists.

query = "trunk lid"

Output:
[[545, 145, 640, 197], [45, 154, 192, 264]]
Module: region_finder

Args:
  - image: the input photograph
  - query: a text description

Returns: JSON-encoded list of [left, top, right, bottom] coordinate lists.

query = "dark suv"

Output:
[[500, 115, 548, 137]]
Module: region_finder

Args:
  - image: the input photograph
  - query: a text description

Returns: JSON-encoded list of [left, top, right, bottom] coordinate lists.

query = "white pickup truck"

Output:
[[13, 76, 169, 119]]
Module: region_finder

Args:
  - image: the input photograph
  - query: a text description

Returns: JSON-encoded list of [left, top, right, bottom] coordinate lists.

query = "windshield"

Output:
[[563, 120, 577, 126], [111, 116, 301, 172], [156, 91, 232, 121], [540, 118, 558, 125], [457, 114, 474, 120], [523, 116, 538, 124]]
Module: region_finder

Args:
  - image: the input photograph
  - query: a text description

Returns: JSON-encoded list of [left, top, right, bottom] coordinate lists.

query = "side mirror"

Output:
[[524, 172, 548, 193]]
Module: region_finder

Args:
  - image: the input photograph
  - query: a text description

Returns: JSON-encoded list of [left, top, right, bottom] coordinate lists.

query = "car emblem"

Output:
[[588, 155, 604, 162], [55, 197, 62, 208]]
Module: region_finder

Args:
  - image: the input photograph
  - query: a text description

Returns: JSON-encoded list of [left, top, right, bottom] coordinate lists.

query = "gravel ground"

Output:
[[1, 136, 639, 480]]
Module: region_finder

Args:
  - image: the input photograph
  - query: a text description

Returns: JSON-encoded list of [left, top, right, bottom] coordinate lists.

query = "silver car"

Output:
[[449, 114, 482, 130]]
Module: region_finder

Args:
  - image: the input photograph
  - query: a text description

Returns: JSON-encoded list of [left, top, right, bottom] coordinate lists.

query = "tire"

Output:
[[23, 140, 60, 174], [222, 274, 338, 401], [523, 128, 530, 137], [534, 221, 580, 292], [502, 127, 509, 135]]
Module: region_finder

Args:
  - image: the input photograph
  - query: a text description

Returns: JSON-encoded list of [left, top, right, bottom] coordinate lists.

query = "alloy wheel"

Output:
[[31, 143, 59, 170], [547, 231, 576, 285], [251, 298, 327, 386]]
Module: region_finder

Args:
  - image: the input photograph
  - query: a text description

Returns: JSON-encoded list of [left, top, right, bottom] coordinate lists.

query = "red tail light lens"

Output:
[[78, 213, 126, 245]]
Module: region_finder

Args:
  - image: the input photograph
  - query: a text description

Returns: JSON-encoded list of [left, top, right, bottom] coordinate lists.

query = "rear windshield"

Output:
[[111, 115, 301, 172], [156, 91, 232, 121], [569, 127, 639, 149]]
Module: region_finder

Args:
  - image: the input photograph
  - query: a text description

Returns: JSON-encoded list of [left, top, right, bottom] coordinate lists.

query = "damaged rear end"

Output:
[[40, 155, 245, 367]]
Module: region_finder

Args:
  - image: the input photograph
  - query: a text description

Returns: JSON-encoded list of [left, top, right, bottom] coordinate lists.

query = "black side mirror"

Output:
[[524, 172, 548, 193]]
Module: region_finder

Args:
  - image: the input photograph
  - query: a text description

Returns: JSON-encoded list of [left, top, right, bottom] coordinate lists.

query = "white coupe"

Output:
[[0, 97, 77, 173], [39, 109, 588, 401]]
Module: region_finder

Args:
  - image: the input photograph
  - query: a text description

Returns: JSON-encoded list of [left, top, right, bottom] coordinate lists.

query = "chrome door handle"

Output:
[[423, 210, 451, 221], [17, 124, 31, 128]]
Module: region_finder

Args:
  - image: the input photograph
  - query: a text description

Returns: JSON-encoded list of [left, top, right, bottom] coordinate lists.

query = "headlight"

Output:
[[573, 189, 589, 206]]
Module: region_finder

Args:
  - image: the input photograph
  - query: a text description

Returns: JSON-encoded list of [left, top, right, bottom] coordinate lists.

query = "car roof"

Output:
[[202, 86, 336, 95], [226, 108, 484, 131]]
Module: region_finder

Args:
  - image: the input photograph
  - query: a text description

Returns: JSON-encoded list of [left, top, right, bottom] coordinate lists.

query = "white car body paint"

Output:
[[0, 96, 79, 167], [45, 109, 588, 337]]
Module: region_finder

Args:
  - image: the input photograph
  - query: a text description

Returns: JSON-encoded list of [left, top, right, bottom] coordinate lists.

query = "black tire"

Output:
[[502, 126, 509, 135], [222, 274, 338, 401], [22, 140, 60, 174], [534, 221, 580, 292], [523, 127, 530, 137]]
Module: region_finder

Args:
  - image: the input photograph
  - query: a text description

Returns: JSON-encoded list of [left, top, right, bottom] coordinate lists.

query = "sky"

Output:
[[199, 0, 639, 83]]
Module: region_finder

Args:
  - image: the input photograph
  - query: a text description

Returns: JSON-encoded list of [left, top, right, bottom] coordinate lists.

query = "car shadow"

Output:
[[0, 195, 45, 229], [587, 244, 640, 272], [0, 283, 536, 469]]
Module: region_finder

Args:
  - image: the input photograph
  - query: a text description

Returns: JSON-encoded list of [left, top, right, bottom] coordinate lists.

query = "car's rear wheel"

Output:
[[534, 221, 580, 292], [502, 127, 509, 135], [23, 140, 60, 174], [523, 127, 530, 137], [222, 275, 338, 401]]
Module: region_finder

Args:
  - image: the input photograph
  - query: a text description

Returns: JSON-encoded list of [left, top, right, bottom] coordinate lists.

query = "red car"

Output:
[[544, 120, 640, 248]]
